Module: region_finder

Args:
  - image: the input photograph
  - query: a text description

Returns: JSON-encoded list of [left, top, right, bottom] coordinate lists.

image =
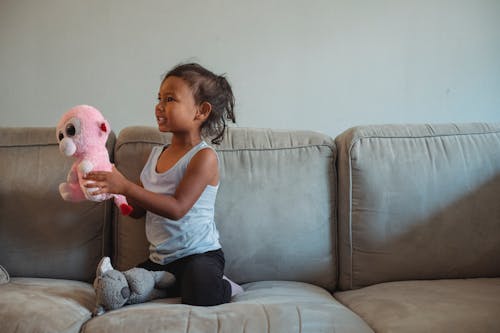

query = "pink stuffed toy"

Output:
[[56, 105, 133, 215]]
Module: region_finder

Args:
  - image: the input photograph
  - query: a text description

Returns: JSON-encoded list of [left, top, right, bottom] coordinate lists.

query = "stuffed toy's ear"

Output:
[[96, 257, 113, 277], [0, 265, 9, 285]]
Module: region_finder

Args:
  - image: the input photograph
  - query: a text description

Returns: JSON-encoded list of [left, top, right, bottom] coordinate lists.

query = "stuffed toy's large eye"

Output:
[[65, 123, 76, 137], [57, 118, 79, 141]]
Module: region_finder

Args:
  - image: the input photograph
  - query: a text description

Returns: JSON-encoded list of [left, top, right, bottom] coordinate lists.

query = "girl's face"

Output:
[[156, 76, 198, 133]]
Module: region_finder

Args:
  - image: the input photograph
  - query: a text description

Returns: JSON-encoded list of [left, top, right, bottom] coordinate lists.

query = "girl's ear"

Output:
[[196, 102, 212, 121]]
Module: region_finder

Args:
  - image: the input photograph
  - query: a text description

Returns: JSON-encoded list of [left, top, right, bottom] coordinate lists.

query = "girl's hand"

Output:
[[83, 166, 129, 196]]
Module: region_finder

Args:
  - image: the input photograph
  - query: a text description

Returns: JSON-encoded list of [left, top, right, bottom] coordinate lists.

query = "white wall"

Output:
[[1, 0, 499, 137]]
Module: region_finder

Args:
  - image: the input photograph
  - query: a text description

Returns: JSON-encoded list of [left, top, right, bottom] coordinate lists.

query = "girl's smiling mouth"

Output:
[[157, 116, 166, 125]]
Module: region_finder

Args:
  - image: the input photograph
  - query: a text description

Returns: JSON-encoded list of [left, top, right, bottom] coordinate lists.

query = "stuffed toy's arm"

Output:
[[153, 271, 176, 289], [78, 159, 94, 176], [122, 268, 174, 304]]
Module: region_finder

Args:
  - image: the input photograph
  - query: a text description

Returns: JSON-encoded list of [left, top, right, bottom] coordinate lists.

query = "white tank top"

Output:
[[140, 141, 221, 265]]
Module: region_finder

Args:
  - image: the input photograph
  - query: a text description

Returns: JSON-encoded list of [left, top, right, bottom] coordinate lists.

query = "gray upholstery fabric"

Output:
[[113, 127, 337, 291], [82, 281, 373, 333], [0, 278, 95, 333], [0, 127, 113, 282], [335, 278, 500, 333], [335, 123, 500, 290]]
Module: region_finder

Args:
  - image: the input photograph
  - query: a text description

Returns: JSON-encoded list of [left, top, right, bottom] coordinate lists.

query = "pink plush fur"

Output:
[[56, 105, 133, 215]]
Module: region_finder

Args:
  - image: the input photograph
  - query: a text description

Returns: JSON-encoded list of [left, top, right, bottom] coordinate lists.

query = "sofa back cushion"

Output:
[[335, 123, 500, 290], [113, 127, 337, 291], [0, 127, 113, 282]]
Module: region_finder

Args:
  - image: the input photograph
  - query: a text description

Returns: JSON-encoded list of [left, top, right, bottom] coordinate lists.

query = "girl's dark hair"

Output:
[[164, 63, 236, 144]]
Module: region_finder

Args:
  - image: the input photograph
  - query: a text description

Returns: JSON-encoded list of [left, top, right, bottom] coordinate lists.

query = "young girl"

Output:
[[85, 63, 242, 306]]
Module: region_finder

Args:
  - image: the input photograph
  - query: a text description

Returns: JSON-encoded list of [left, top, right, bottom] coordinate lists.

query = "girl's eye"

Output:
[[158, 96, 175, 104]]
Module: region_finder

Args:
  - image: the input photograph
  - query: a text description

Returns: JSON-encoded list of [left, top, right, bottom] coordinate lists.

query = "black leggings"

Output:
[[138, 249, 231, 306]]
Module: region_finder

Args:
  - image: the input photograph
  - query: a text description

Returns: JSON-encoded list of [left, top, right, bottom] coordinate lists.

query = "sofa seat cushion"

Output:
[[334, 278, 500, 333], [82, 281, 373, 333], [0, 278, 95, 333]]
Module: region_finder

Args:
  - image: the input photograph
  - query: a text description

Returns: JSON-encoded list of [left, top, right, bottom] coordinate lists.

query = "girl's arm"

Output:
[[126, 183, 147, 219], [84, 149, 218, 221]]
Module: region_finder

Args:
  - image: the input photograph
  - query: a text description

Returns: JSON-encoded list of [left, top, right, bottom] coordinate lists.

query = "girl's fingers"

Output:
[[84, 183, 95, 188], [84, 172, 105, 180], [84, 180, 100, 188], [88, 187, 100, 195]]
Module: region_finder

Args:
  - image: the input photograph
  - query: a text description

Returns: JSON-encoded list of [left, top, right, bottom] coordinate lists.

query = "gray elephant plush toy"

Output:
[[93, 257, 175, 316]]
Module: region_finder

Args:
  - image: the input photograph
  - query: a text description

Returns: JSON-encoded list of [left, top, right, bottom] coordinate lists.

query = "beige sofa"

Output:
[[0, 123, 499, 333]]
